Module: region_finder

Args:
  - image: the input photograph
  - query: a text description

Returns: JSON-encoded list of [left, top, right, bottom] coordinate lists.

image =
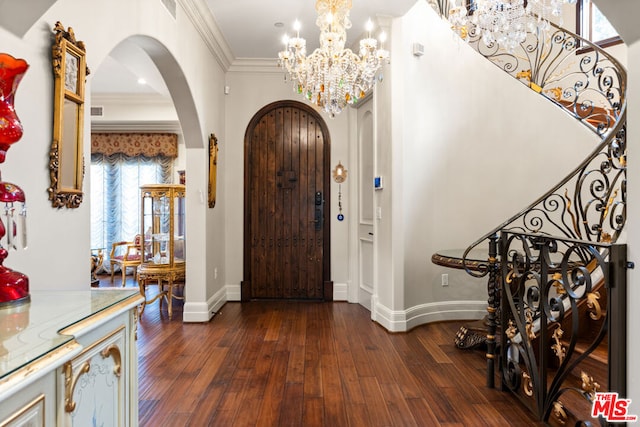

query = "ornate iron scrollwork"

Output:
[[498, 232, 623, 423]]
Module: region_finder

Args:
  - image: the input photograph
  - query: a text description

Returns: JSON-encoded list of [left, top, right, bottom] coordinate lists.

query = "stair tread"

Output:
[[560, 339, 608, 364]]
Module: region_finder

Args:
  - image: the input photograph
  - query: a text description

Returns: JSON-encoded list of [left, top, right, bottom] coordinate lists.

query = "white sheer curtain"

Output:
[[91, 153, 173, 273]]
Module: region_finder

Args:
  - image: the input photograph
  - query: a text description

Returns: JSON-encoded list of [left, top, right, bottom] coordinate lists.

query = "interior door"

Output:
[[357, 99, 375, 310], [242, 101, 332, 300]]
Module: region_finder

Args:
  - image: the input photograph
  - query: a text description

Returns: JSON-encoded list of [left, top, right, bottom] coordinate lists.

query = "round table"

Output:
[[431, 247, 495, 350]]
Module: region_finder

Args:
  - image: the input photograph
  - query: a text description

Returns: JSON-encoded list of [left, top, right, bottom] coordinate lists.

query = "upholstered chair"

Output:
[[110, 234, 143, 286]]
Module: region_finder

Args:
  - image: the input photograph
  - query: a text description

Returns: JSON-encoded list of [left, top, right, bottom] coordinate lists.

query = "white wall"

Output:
[[0, 0, 225, 323], [223, 68, 351, 300], [91, 95, 178, 123]]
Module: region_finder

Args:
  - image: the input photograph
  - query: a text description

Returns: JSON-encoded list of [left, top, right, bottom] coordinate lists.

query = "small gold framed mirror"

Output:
[[48, 22, 88, 208]]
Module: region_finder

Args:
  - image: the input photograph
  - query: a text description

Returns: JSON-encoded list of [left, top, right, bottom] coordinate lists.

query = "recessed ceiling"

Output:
[[206, 0, 418, 59]]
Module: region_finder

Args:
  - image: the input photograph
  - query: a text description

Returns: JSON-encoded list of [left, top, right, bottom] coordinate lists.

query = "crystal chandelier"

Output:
[[278, 0, 390, 117], [473, 0, 529, 51], [447, 0, 576, 51]]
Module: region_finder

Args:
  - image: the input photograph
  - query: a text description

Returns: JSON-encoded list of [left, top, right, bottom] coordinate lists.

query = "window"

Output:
[[577, 0, 622, 48], [91, 153, 173, 271]]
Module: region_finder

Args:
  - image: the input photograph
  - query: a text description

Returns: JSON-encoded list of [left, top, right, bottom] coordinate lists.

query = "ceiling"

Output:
[[90, 0, 418, 98], [206, 0, 418, 59]]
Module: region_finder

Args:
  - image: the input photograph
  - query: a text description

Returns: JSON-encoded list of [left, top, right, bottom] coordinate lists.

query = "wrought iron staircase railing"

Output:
[[425, 5, 627, 270], [498, 232, 627, 425], [425, 1, 628, 425]]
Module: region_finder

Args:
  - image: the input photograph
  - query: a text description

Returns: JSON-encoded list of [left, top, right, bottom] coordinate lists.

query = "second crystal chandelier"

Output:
[[449, 0, 577, 51], [278, 0, 390, 117]]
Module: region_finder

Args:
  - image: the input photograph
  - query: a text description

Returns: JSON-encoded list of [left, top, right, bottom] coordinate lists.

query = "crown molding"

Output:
[[178, 0, 235, 71], [91, 120, 182, 133]]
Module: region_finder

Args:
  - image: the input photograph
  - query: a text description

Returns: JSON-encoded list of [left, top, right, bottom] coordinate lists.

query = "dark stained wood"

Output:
[[243, 101, 332, 300], [127, 293, 545, 426]]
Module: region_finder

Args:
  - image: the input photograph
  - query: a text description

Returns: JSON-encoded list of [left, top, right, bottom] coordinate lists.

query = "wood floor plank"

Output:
[[320, 353, 348, 426], [87, 275, 548, 427], [379, 382, 420, 426], [343, 402, 371, 426], [302, 396, 324, 427], [285, 343, 305, 384], [406, 397, 442, 426], [358, 376, 393, 426], [257, 350, 289, 425], [279, 382, 304, 426]]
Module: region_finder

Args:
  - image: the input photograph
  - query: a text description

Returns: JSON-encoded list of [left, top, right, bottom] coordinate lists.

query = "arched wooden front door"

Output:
[[242, 101, 332, 300]]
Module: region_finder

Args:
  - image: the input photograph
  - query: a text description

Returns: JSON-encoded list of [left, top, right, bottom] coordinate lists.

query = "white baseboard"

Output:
[[404, 300, 487, 330], [226, 283, 241, 301], [183, 286, 227, 322], [332, 282, 349, 301], [372, 299, 487, 332]]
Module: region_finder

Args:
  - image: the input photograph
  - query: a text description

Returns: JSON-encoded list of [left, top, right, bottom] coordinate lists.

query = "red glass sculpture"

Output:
[[0, 180, 28, 306], [0, 53, 29, 307], [0, 54, 28, 164]]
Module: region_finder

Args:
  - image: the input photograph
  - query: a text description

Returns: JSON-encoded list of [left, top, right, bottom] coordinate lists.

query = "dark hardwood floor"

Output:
[[97, 274, 544, 426]]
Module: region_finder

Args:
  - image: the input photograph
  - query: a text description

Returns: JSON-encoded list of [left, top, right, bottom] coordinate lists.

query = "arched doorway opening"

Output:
[[90, 35, 204, 307]]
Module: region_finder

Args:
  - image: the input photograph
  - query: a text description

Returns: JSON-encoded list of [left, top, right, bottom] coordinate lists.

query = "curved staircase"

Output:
[[426, 1, 628, 425]]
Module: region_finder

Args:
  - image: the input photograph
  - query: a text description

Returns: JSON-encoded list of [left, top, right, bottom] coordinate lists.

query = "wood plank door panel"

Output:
[[243, 101, 331, 300]]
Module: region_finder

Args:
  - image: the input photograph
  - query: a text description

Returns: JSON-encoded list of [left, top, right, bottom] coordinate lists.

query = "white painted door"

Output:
[[357, 99, 374, 310]]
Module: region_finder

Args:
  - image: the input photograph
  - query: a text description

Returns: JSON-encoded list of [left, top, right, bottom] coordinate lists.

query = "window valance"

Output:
[[91, 133, 178, 158]]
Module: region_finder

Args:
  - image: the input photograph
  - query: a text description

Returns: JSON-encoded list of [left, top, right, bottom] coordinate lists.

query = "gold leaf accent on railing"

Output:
[[516, 69, 531, 81], [586, 291, 602, 321], [551, 325, 566, 364], [525, 310, 536, 340], [505, 269, 515, 285], [506, 319, 517, 340], [581, 371, 600, 400], [523, 371, 533, 397], [601, 189, 619, 224], [545, 87, 563, 101], [530, 82, 542, 93], [551, 272, 565, 295], [552, 401, 568, 425], [563, 189, 581, 239]]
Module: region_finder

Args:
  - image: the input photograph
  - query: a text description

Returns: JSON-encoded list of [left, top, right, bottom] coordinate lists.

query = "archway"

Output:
[[90, 35, 204, 312]]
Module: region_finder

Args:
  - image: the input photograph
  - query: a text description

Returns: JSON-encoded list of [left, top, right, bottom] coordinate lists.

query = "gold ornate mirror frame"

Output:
[[208, 133, 218, 208], [48, 22, 88, 208]]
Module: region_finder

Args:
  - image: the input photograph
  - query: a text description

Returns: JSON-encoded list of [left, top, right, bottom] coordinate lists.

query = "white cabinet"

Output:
[[0, 290, 143, 427]]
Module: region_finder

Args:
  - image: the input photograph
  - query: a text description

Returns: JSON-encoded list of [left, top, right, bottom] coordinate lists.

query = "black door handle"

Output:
[[314, 191, 323, 230]]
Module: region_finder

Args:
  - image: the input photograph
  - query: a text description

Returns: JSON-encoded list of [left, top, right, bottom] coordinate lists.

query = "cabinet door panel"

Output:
[[58, 327, 126, 427]]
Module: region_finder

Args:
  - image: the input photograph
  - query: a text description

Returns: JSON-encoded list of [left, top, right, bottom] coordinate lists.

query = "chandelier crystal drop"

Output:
[[277, 0, 390, 118], [473, 0, 528, 51], [447, 0, 576, 51]]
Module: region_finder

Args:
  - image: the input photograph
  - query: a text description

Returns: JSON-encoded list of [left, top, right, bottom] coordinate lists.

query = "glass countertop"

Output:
[[0, 289, 141, 381]]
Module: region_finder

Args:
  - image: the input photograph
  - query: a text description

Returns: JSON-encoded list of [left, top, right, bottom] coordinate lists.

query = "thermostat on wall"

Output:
[[374, 176, 383, 190]]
